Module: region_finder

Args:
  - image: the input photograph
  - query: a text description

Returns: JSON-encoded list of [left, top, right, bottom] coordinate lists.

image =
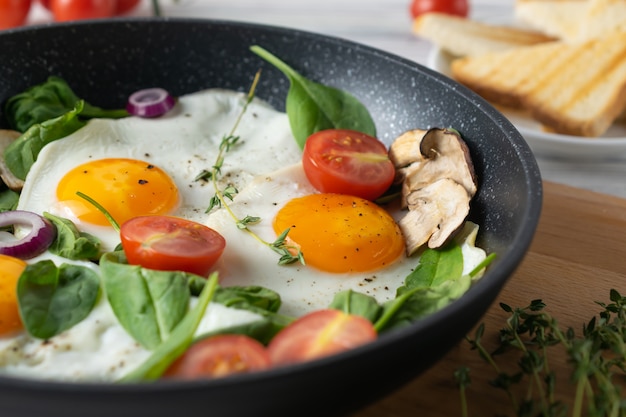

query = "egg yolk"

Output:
[[0, 254, 27, 335], [273, 193, 405, 273], [56, 158, 179, 226]]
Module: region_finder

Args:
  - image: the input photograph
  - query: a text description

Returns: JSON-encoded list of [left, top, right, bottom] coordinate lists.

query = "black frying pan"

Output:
[[0, 18, 542, 417]]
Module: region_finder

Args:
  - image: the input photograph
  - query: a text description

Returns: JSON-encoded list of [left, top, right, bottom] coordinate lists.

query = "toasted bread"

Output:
[[581, 0, 626, 40], [412, 12, 555, 57], [450, 31, 626, 137], [514, 0, 589, 41], [515, 0, 626, 41]]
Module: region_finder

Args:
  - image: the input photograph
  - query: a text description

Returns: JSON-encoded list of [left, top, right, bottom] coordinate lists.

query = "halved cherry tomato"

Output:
[[268, 309, 377, 366], [115, 0, 140, 14], [120, 215, 226, 277], [302, 129, 395, 201], [164, 334, 271, 379], [0, 0, 32, 30], [409, 0, 469, 19], [50, 0, 115, 21]]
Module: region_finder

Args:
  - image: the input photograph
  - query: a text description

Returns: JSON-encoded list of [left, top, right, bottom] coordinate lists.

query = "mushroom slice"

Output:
[[406, 128, 477, 196], [388, 128, 427, 168], [0, 129, 24, 191], [399, 178, 471, 255]]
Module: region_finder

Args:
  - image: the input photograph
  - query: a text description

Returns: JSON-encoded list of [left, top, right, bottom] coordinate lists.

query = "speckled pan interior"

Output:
[[0, 18, 542, 417]]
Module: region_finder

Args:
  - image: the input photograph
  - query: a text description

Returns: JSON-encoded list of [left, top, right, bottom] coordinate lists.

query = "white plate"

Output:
[[427, 47, 626, 160]]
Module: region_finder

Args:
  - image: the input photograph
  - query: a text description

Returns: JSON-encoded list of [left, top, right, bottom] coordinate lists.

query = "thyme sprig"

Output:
[[201, 71, 305, 266], [456, 289, 626, 417]]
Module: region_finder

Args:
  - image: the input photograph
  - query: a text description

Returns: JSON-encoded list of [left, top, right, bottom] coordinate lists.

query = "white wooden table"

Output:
[[26, 0, 626, 199]]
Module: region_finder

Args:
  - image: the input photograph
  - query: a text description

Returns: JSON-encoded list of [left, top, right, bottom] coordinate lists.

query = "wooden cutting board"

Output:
[[353, 181, 626, 416]]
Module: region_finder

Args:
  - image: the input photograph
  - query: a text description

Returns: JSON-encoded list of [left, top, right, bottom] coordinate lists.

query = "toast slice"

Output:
[[412, 12, 555, 57], [514, 0, 589, 41], [581, 0, 626, 40], [450, 31, 626, 137]]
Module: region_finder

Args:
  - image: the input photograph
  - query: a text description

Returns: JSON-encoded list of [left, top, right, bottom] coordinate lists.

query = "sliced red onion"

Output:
[[126, 88, 176, 118], [0, 211, 57, 260]]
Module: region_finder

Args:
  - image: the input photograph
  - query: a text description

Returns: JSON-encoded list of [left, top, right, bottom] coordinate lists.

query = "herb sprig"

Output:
[[456, 289, 626, 417], [201, 71, 305, 266]]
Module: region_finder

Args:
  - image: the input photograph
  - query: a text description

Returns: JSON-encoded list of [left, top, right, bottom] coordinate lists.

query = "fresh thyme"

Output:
[[201, 71, 305, 266], [76, 191, 120, 232], [456, 289, 626, 417]]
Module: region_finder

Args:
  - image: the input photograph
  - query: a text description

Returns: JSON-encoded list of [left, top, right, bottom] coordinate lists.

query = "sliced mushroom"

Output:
[[389, 127, 478, 255], [388, 128, 427, 168], [399, 178, 471, 253], [403, 128, 477, 196], [0, 130, 24, 191]]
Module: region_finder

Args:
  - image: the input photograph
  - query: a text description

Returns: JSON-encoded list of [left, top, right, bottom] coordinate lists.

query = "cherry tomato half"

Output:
[[409, 0, 469, 19], [120, 215, 226, 277], [0, 0, 32, 30], [302, 129, 395, 201], [268, 309, 377, 366], [164, 334, 271, 380], [50, 0, 115, 21]]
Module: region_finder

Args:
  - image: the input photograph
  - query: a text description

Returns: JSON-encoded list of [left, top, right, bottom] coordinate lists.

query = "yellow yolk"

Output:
[[0, 254, 27, 335], [273, 193, 405, 273], [56, 158, 179, 226]]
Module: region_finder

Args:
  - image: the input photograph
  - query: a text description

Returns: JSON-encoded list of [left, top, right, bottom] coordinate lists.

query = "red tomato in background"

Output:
[[409, 0, 469, 19], [268, 309, 377, 366], [50, 0, 115, 21], [115, 0, 140, 14], [38, 0, 50, 9], [302, 129, 395, 201], [120, 215, 226, 277], [0, 0, 32, 29], [164, 335, 272, 379]]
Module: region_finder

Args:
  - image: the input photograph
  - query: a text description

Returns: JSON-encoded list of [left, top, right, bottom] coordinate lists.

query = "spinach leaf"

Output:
[[213, 285, 282, 313], [0, 188, 19, 212], [17, 259, 100, 339], [43, 212, 102, 261], [4, 76, 128, 133], [188, 277, 284, 315], [4, 102, 86, 180], [329, 289, 382, 323], [398, 242, 464, 294], [119, 272, 219, 382], [250, 45, 377, 149], [100, 252, 192, 350], [375, 274, 473, 332]]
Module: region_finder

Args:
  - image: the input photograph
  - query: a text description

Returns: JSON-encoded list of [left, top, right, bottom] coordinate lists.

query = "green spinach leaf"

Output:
[[17, 259, 100, 339], [43, 212, 102, 261], [0, 188, 19, 212], [119, 272, 219, 382], [329, 289, 382, 323], [398, 242, 464, 294], [4, 76, 128, 133], [250, 45, 377, 149], [100, 252, 192, 350], [375, 274, 473, 332], [4, 102, 86, 180]]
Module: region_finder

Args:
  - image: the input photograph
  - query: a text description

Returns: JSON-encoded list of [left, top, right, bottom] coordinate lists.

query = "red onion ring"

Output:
[[0, 211, 57, 260], [126, 88, 176, 118]]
